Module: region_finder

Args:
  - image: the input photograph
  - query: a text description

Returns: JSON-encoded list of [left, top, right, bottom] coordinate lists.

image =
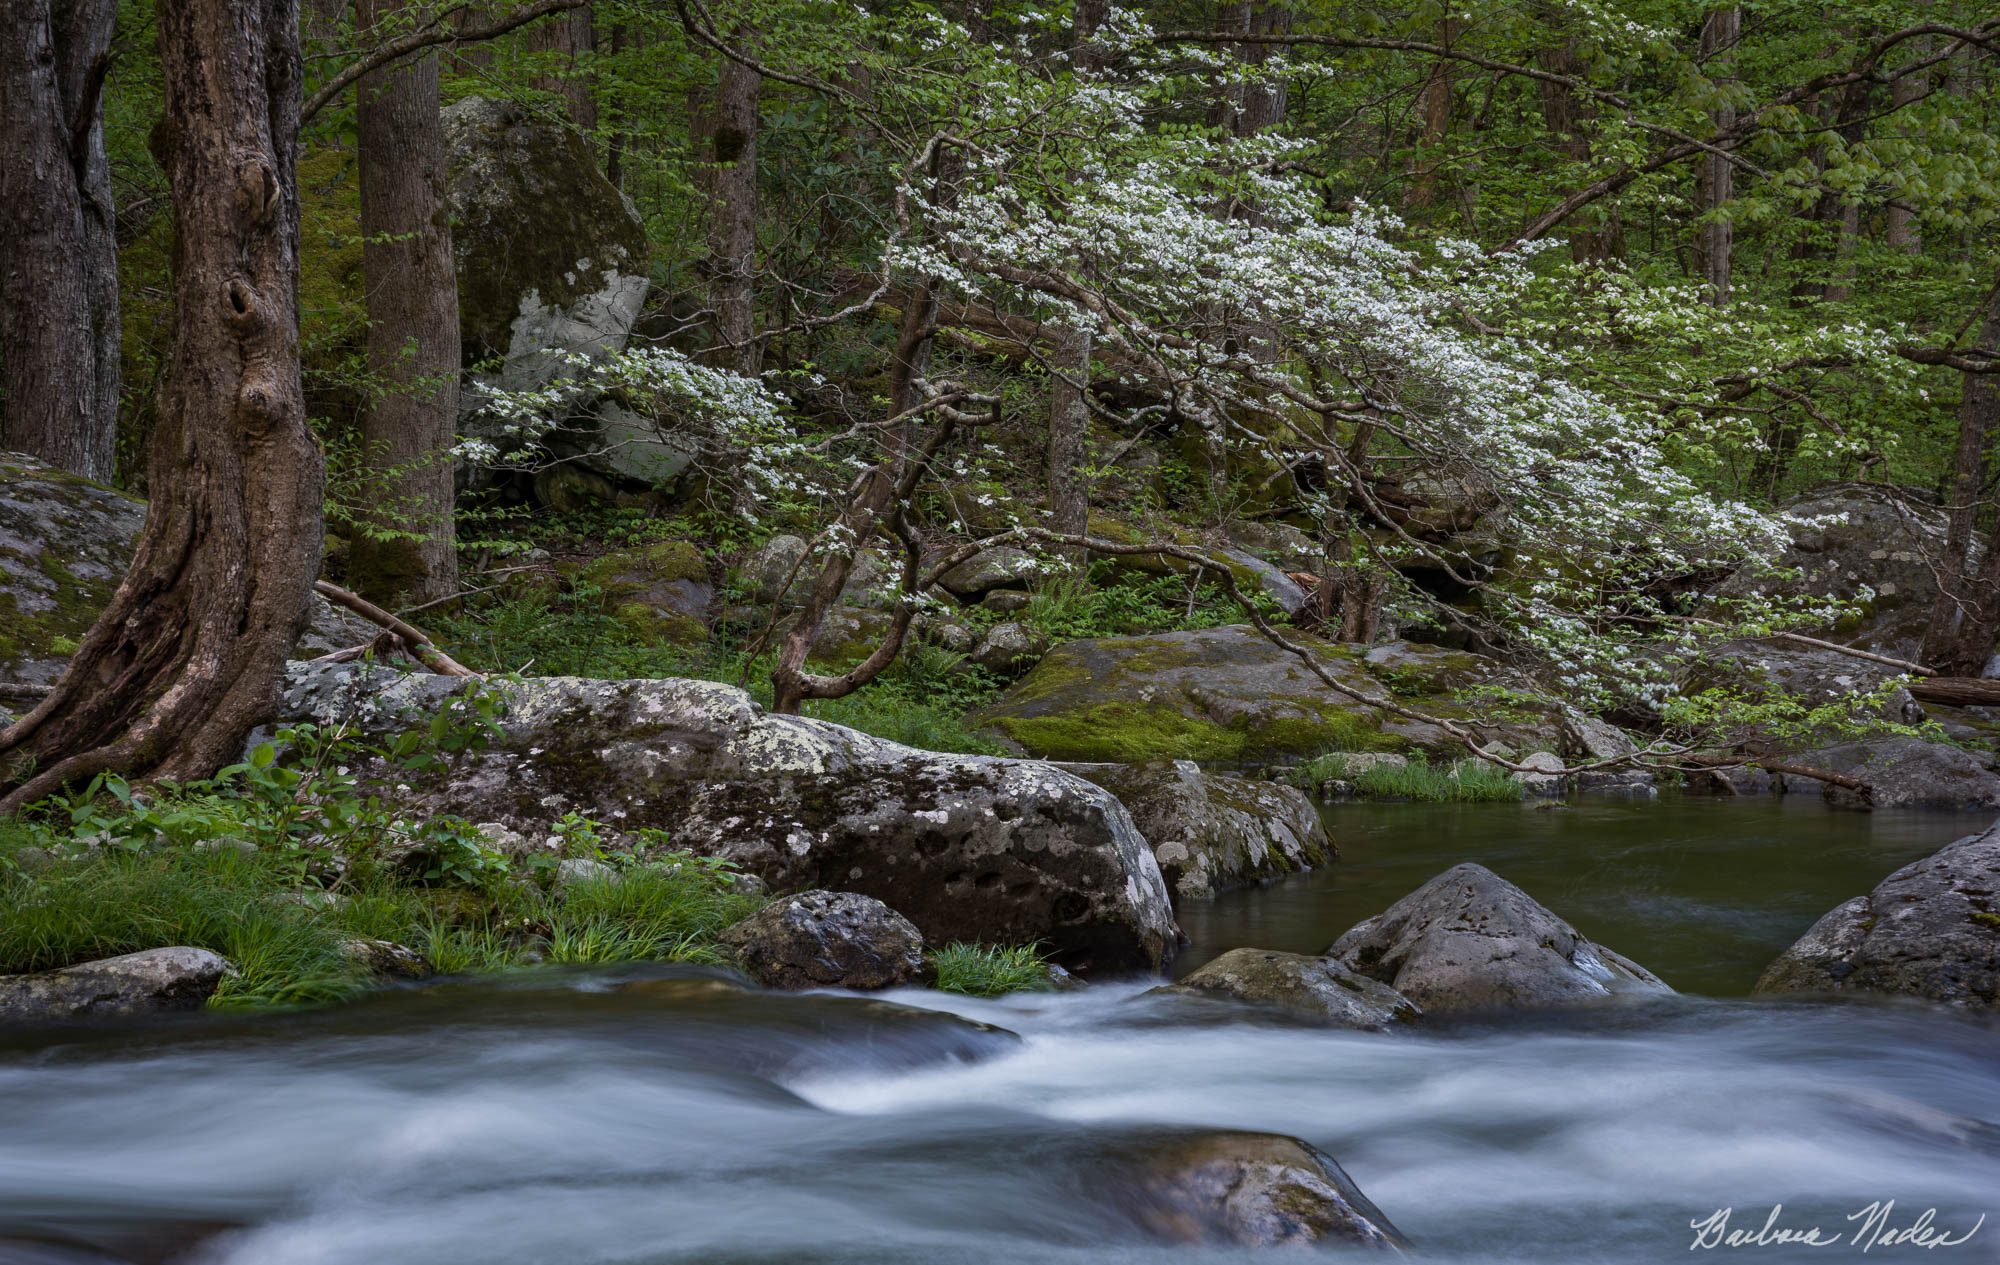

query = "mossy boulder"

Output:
[[574, 541, 712, 646], [1155, 948, 1419, 1030], [972, 624, 1548, 764], [1059, 760, 1330, 900], [0, 452, 371, 688], [275, 665, 1179, 974]]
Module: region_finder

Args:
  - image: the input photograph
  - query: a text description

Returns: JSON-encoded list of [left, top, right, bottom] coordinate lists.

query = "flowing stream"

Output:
[[3, 799, 1997, 1264]]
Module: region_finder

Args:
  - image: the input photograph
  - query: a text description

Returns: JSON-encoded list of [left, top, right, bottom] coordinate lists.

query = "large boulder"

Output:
[[972, 625, 1554, 763], [1756, 826, 2000, 1009], [937, 545, 1042, 601], [1157, 949, 1419, 1030], [1112, 1131, 1407, 1250], [572, 540, 712, 645], [1715, 485, 1957, 658], [1791, 737, 2000, 811], [1327, 863, 1671, 1014], [0, 948, 230, 1023], [275, 665, 1178, 973], [0, 452, 372, 689], [719, 890, 925, 990], [443, 98, 677, 487], [1059, 760, 1330, 900]]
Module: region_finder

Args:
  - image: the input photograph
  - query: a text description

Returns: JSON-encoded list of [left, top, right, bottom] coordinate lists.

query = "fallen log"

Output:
[[1907, 676, 2000, 708]]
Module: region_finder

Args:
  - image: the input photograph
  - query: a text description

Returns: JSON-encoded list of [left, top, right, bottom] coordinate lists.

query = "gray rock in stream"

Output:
[[0, 947, 231, 1023], [1111, 1130, 1408, 1250], [274, 664, 1178, 974], [1155, 949, 1419, 1030], [1327, 863, 1671, 1014], [720, 890, 924, 990], [1756, 826, 2000, 1009]]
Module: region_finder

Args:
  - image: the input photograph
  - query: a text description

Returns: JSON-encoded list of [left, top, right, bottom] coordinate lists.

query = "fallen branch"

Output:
[[0, 683, 52, 703], [300, 0, 589, 125], [313, 581, 481, 678], [1907, 676, 2000, 707]]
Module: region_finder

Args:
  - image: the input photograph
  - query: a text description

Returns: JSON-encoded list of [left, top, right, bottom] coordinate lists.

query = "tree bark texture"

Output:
[[1536, 37, 1622, 265], [1920, 283, 2000, 676], [528, 4, 596, 131], [352, 0, 461, 607], [1691, 5, 1738, 304], [1047, 325, 1091, 566], [708, 47, 759, 375], [0, 0, 119, 482], [1, 0, 324, 812]]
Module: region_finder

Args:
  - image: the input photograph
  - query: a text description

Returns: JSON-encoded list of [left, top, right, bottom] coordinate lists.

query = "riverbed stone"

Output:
[[0, 947, 231, 1023], [1327, 863, 1671, 1014], [1058, 760, 1330, 900], [969, 621, 1050, 674], [720, 890, 925, 990], [274, 664, 1178, 973], [1756, 826, 2000, 1009], [973, 624, 1554, 763], [0, 451, 371, 690], [1115, 1131, 1408, 1250], [1157, 949, 1419, 1030]]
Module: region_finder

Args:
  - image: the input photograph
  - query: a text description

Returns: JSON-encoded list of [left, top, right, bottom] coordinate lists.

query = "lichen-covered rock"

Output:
[[720, 890, 924, 990], [0, 451, 371, 688], [1110, 1131, 1407, 1250], [341, 938, 432, 979], [973, 625, 1553, 763], [0, 948, 231, 1023], [1327, 863, 1671, 1014], [275, 664, 1178, 973], [1158, 949, 1418, 1030], [736, 535, 897, 610], [1219, 547, 1307, 616], [1755, 826, 2000, 1008], [1059, 759, 1330, 900], [1715, 485, 1960, 658]]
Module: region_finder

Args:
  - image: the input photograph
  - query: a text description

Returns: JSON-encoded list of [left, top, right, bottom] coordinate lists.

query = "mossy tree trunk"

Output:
[[1920, 283, 2000, 677], [0, 0, 119, 483], [708, 41, 759, 375], [0, 0, 323, 812], [351, 0, 460, 608]]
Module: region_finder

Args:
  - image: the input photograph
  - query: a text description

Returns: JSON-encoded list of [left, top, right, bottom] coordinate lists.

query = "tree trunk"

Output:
[[351, 0, 460, 607], [1405, 17, 1458, 211], [1691, 5, 1738, 304], [1, 0, 322, 811], [0, 0, 119, 482], [1048, 325, 1091, 567], [1535, 37, 1622, 265], [528, 4, 595, 132], [1920, 283, 2000, 676], [708, 47, 759, 375]]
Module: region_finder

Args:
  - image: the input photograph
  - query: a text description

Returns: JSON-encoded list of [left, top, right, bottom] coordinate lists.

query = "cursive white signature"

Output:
[[1690, 1202, 1986, 1251]]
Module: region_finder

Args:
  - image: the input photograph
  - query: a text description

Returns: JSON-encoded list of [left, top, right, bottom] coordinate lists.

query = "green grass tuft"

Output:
[[927, 942, 1055, 997], [1290, 752, 1525, 803]]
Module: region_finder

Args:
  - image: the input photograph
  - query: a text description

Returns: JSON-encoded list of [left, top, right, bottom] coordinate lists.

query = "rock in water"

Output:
[[1156, 949, 1418, 1030], [1756, 826, 2000, 1009], [276, 664, 1178, 973], [1059, 760, 1329, 900], [720, 890, 924, 990], [1327, 863, 1670, 1014], [0, 948, 231, 1023], [1115, 1131, 1407, 1250]]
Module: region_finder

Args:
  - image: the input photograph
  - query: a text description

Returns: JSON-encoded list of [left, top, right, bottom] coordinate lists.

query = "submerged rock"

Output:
[[1110, 1130, 1407, 1250], [1059, 760, 1330, 900], [720, 890, 925, 990], [973, 624, 1553, 763], [1157, 949, 1419, 1030], [0, 948, 231, 1023], [0, 451, 369, 688], [1327, 863, 1671, 1014], [276, 665, 1178, 973], [1756, 826, 2000, 1009]]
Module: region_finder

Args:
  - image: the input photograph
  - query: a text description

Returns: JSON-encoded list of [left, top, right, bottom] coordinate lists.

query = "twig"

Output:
[[313, 581, 481, 678]]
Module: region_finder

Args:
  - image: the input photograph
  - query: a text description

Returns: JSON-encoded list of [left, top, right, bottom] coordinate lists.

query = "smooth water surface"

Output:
[[1179, 796, 1991, 994], [2, 800, 1996, 1265]]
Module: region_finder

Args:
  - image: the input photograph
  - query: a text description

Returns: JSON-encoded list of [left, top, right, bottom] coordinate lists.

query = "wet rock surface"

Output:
[[1157, 948, 1419, 1030], [1327, 863, 1671, 1014], [1109, 1130, 1408, 1250], [1757, 825, 2000, 1009], [720, 890, 925, 990]]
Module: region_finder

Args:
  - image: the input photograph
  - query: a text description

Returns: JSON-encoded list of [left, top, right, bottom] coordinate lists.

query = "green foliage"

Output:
[[927, 942, 1054, 997], [1290, 752, 1526, 804], [1016, 570, 1242, 641]]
